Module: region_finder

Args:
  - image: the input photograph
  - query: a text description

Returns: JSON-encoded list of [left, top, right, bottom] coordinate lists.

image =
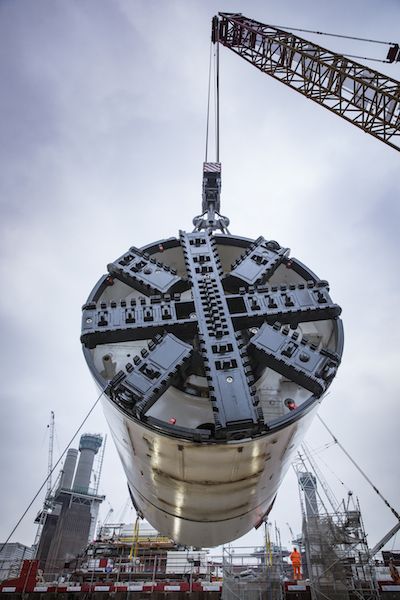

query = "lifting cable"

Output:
[[270, 24, 395, 47], [0, 388, 106, 554], [215, 32, 220, 163], [205, 36, 220, 163], [317, 414, 400, 522], [270, 24, 397, 64], [204, 42, 213, 163], [339, 53, 392, 64], [305, 439, 350, 490]]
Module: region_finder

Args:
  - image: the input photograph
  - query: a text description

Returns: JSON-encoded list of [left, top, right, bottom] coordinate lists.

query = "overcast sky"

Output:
[[1, 0, 399, 556]]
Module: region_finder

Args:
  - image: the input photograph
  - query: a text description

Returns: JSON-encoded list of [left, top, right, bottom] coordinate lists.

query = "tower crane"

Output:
[[33, 411, 55, 552]]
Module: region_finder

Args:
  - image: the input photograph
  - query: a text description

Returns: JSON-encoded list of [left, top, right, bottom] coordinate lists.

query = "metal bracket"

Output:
[[226, 281, 341, 329], [106, 333, 192, 417], [107, 246, 187, 295], [249, 322, 340, 397], [223, 236, 289, 290], [81, 296, 197, 348]]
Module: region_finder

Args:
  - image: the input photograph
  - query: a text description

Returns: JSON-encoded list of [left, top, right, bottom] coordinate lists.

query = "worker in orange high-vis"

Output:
[[289, 547, 302, 580]]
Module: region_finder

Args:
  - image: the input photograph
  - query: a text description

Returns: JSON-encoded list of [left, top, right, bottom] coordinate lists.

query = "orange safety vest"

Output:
[[290, 551, 301, 565]]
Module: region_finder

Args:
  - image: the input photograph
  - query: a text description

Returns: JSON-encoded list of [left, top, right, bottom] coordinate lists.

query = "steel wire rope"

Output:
[[268, 24, 395, 46], [111, 496, 130, 526], [0, 387, 106, 554], [119, 496, 132, 523], [268, 24, 395, 63], [214, 46, 218, 163], [317, 414, 400, 522], [215, 39, 220, 162], [342, 53, 391, 64], [205, 41, 213, 162], [309, 441, 351, 491], [205, 39, 220, 164], [213, 44, 217, 162], [308, 440, 336, 455]]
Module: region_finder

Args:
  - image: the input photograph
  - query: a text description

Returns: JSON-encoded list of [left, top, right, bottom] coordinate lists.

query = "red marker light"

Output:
[[168, 418, 176, 425]]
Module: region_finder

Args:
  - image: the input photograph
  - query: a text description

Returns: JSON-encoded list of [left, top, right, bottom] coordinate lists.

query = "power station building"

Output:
[[36, 433, 104, 576]]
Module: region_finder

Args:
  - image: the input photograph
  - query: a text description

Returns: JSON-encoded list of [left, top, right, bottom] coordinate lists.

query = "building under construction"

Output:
[[1, 521, 399, 598], [294, 466, 378, 600], [2, 459, 400, 599]]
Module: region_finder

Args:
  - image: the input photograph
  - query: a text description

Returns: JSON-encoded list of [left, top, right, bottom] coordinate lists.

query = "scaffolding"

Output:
[[293, 449, 379, 600], [221, 528, 285, 600]]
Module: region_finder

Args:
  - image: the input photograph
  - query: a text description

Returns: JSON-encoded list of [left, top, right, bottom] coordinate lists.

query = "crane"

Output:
[[210, 12, 400, 553], [33, 411, 55, 552], [79, 13, 397, 549], [317, 415, 400, 557], [286, 522, 295, 544], [212, 13, 400, 152], [300, 442, 340, 514], [370, 523, 400, 557]]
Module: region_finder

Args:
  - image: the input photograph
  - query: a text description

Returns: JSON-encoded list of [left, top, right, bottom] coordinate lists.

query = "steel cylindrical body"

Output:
[[81, 233, 343, 546], [102, 392, 319, 546]]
